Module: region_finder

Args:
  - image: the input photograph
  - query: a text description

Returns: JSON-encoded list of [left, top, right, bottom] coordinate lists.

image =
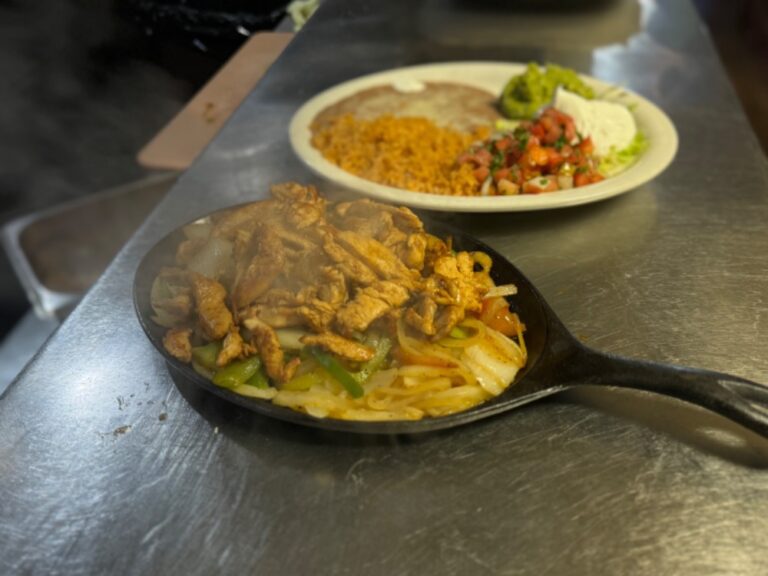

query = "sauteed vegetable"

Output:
[[151, 183, 526, 421]]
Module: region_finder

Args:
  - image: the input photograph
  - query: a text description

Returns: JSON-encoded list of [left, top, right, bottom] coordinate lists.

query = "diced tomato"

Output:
[[504, 153, 519, 169], [454, 105, 602, 196], [474, 147, 493, 166], [537, 115, 563, 145], [546, 147, 564, 167], [569, 149, 583, 164], [493, 167, 510, 182], [545, 125, 562, 145], [527, 146, 549, 167], [549, 110, 577, 142], [392, 346, 455, 368], [574, 172, 591, 187], [494, 138, 511, 152], [520, 165, 540, 182], [480, 298, 524, 337], [522, 176, 559, 194], [579, 137, 594, 155], [473, 166, 490, 182]]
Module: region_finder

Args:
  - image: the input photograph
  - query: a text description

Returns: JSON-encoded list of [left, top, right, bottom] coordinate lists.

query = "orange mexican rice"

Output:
[[311, 114, 487, 196]]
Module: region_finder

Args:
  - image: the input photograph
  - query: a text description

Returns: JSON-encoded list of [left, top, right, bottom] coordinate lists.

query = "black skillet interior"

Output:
[[133, 210, 577, 434]]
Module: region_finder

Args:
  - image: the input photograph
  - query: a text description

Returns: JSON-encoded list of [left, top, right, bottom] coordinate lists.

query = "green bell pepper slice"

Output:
[[191, 341, 222, 371], [353, 336, 392, 384], [245, 367, 270, 389], [309, 348, 364, 398], [282, 370, 323, 391], [212, 356, 263, 389]]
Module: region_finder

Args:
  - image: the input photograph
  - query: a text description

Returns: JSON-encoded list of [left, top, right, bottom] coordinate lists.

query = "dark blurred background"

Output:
[[0, 0, 765, 349], [0, 0, 290, 341]]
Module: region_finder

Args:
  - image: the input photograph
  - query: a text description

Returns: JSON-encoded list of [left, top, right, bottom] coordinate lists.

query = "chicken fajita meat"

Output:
[[152, 182, 501, 381]]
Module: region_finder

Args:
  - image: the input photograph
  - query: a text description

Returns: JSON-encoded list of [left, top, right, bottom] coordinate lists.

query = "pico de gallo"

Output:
[[456, 107, 605, 196]]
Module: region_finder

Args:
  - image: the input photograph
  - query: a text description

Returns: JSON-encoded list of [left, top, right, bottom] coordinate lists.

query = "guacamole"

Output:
[[500, 63, 595, 119]]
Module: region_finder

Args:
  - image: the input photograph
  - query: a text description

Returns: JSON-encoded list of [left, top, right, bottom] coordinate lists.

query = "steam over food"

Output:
[[151, 183, 527, 421]]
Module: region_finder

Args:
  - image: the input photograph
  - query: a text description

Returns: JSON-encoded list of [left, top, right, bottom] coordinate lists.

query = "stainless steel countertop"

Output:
[[3, 1, 768, 574]]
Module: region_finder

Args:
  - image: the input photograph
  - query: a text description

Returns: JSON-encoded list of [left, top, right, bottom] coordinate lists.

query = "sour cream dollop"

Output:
[[553, 87, 636, 156]]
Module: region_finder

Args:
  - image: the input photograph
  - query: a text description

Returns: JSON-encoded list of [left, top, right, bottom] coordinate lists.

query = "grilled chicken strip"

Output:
[[272, 183, 326, 230], [398, 233, 428, 270], [217, 328, 244, 367], [242, 316, 299, 383], [300, 333, 375, 363], [244, 305, 304, 328], [232, 222, 285, 309], [163, 327, 193, 362], [335, 281, 410, 335], [298, 299, 337, 332], [404, 295, 439, 336], [190, 273, 233, 340], [333, 199, 424, 234], [322, 232, 379, 285], [211, 200, 281, 239], [431, 251, 485, 313], [335, 229, 420, 289]]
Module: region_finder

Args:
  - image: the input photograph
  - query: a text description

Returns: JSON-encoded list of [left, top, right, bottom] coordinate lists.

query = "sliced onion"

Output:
[[462, 354, 506, 396], [183, 220, 212, 241], [363, 368, 398, 394], [487, 327, 526, 366], [150, 275, 189, 327], [397, 365, 475, 387], [437, 318, 486, 348], [275, 328, 309, 350], [187, 238, 233, 279], [273, 389, 346, 413], [305, 406, 330, 418], [480, 176, 493, 196], [484, 284, 518, 298], [377, 378, 452, 396], [396, 317, 461, 369], [233, 385, 277, 400], [461, 327, 525, 396], [340, 408, 422, 421]]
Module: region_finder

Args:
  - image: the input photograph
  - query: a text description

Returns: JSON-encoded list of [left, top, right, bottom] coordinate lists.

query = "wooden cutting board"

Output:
[[137, 32, 294, 170]]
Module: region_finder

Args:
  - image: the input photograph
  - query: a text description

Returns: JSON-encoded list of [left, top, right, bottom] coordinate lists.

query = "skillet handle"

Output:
[[568, 346, 768, 438]]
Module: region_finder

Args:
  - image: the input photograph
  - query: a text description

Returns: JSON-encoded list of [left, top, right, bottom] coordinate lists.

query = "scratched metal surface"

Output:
[[3, 0, 768, 574]]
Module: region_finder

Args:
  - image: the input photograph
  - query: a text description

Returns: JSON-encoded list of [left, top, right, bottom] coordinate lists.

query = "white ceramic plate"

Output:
[[289, 62, 678, 212]]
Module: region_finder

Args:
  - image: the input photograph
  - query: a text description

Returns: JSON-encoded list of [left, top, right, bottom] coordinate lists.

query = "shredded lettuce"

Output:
[[599, 131, 648, 176], [494, 118, 521, 132]]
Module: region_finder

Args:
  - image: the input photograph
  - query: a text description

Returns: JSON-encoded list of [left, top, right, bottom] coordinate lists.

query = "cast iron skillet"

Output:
[[134, 212, 768, 436]]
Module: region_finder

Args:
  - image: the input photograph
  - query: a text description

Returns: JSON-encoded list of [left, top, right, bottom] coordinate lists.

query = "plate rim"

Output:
[[289, 60, 678, 213]]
